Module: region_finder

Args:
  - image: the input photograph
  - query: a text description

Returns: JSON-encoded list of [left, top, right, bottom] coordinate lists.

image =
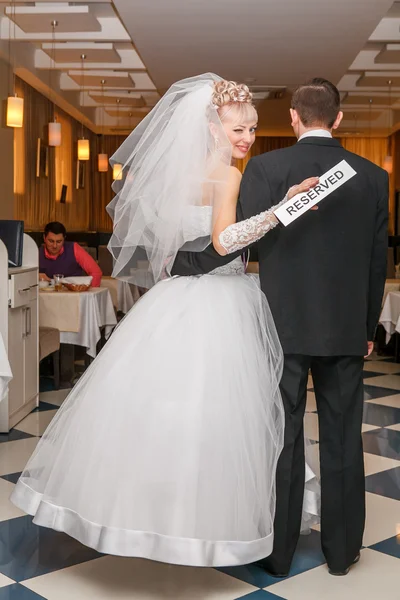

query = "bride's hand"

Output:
[[287, 177, 319, 201]]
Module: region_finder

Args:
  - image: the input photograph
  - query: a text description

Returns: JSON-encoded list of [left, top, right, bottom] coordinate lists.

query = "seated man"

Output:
[[39, 221, 102, 287]]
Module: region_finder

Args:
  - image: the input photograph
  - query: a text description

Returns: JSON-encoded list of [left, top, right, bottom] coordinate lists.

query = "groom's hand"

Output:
[[365, 341, 374, 358]]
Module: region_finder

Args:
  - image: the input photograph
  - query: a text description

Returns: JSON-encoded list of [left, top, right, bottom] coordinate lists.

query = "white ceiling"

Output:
[[113, 0, 392, 88], [338, 1, 400, 135], [0, 0, 397, 135], [0, 1, 159, 133], [113, 0, 395, 134]]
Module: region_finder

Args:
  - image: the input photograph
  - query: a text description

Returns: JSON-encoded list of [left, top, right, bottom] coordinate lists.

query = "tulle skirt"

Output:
[[11, 273, 286, 567]]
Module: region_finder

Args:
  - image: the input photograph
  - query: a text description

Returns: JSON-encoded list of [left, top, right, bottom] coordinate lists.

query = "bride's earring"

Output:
[[214, 137, 219, 149]]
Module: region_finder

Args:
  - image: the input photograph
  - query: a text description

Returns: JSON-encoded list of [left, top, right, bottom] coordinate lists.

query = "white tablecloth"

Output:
[[40, 288, 117, 358], [379, 290, 400, 343], [383, 280, 400, 304], [101, 277, 140, 314], [39, 290, 80, 332], [118, 278, 140, 313], [0, 333, 12, 402]]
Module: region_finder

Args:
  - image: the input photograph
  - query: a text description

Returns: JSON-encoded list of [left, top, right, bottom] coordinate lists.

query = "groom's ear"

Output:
[[332, 111, 343, 131], [290, 108, 299, 127]]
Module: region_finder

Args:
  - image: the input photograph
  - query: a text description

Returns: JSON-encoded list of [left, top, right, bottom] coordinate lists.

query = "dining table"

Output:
[[39, 287, 117, 358], [101, 276, 140, 314]]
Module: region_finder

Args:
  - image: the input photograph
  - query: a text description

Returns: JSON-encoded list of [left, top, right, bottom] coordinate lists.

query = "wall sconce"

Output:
[[98, 153, 108, 172], [113, 163, 123, 180], [77, 138, 90, 161], [48, 121, 62, 147], [7, 95, 24, 128]]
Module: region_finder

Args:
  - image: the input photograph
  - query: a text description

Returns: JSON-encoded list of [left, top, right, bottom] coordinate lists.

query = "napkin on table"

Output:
[[61, 276, 93, 286]]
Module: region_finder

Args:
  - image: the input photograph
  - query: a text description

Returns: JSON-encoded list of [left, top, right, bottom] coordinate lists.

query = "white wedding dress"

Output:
[[11, 206, 319, 568]]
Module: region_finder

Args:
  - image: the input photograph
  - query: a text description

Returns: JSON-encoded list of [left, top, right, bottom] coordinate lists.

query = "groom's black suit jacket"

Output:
[[172, 137, 389, 356]]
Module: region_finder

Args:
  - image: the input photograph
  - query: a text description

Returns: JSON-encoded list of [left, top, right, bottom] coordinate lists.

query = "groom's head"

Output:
[[290, 78, 343, 138]]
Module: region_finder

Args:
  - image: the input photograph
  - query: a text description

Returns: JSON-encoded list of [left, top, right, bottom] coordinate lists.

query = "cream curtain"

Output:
[[53, 107, 94, 231], [54, 110, 73, 204], [339, 137, 387, 168], [13, 76, 111, 232], [236, 136, 296, 173], [90, 135, 127, 232], [13, 77, 56, 230]]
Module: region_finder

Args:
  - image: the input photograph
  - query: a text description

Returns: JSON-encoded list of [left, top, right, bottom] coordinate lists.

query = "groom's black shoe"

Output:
[[255, 559, 289, 578], [328, 553, 360, 576]]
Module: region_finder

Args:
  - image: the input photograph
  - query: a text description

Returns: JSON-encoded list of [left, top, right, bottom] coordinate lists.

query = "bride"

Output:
[[11, 74, 318, 568]]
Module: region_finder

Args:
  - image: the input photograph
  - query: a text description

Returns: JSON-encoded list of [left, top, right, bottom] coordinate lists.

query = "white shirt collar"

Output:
[[298, 129, 332, 142]]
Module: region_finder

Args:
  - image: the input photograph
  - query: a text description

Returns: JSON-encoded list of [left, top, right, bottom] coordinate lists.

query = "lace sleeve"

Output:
[[218, 196, 288, 255]]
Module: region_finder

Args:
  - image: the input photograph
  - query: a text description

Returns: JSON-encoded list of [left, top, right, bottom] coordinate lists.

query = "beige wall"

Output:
[[0, 57, 14, 220]]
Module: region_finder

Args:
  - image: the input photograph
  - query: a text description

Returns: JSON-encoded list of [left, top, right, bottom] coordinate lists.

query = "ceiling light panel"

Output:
[[40, 42, 121, 64], [356, 73, 400, 88], [89, 92, 146, 106], [342, 94, 398, 106], [105, 108, 149, 117], [67, 70, 136, 89], [5, 5, 101, 34]]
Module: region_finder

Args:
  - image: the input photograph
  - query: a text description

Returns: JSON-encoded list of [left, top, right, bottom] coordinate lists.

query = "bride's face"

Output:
[[221, 105, 258, 160]]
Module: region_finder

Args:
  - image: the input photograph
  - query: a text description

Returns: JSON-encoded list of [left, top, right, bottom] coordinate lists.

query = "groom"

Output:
[[171, 78, 388, 576]]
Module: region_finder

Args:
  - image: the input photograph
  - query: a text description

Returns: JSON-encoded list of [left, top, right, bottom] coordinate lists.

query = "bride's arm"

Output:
[[212, 167, 243, 255], [213, 168, 318, 257]]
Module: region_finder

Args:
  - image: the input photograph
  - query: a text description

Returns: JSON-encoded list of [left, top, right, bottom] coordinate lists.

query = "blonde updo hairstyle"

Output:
[[211, 80, 257, 124]]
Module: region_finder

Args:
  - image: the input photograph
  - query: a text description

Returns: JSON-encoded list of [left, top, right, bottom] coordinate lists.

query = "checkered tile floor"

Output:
[[0, 353, 398, 599]]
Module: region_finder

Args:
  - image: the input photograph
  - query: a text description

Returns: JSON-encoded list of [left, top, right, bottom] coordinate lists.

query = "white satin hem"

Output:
[[11, 479, 274, 567]]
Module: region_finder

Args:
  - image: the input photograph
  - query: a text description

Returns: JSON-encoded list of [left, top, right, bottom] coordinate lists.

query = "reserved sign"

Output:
[[274, 160, 357, 226]]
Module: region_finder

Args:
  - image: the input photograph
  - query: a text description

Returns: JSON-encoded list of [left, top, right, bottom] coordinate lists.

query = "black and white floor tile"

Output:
[[0, 355, 398, 599]]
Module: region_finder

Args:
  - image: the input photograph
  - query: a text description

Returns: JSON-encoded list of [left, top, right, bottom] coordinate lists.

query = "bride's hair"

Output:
[[212, 80, 257, 123]]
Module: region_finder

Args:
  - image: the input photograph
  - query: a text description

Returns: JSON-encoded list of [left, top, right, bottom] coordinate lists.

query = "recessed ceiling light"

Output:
[[244, 78, 257, 84]]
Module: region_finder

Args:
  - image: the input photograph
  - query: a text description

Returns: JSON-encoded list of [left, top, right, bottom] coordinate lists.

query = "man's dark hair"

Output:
[[44, 221, 67, 237], [291, 78, 341, 129]]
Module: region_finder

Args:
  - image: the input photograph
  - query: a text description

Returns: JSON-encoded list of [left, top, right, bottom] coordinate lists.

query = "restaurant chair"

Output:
[[39, 326, 60, 390], [86, 246, 97, 261], [98, 245, 113, 276]]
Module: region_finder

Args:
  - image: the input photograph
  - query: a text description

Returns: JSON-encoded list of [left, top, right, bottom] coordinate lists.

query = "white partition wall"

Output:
[[0, 234, 39, 432]]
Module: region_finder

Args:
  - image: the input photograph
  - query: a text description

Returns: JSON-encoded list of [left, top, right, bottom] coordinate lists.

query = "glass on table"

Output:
[[54, 274, 64, 292]]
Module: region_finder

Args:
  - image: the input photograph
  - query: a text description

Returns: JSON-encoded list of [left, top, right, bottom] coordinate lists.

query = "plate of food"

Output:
[[39, 280, 55, 291], [61, 276, 93, 292]]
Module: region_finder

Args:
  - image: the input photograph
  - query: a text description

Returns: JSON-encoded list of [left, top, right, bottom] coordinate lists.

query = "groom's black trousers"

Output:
[[264, 354, 365, 573]]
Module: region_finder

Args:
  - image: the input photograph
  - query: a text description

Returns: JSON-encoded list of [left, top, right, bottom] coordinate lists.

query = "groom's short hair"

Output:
[[291, 78, 340, 129]]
